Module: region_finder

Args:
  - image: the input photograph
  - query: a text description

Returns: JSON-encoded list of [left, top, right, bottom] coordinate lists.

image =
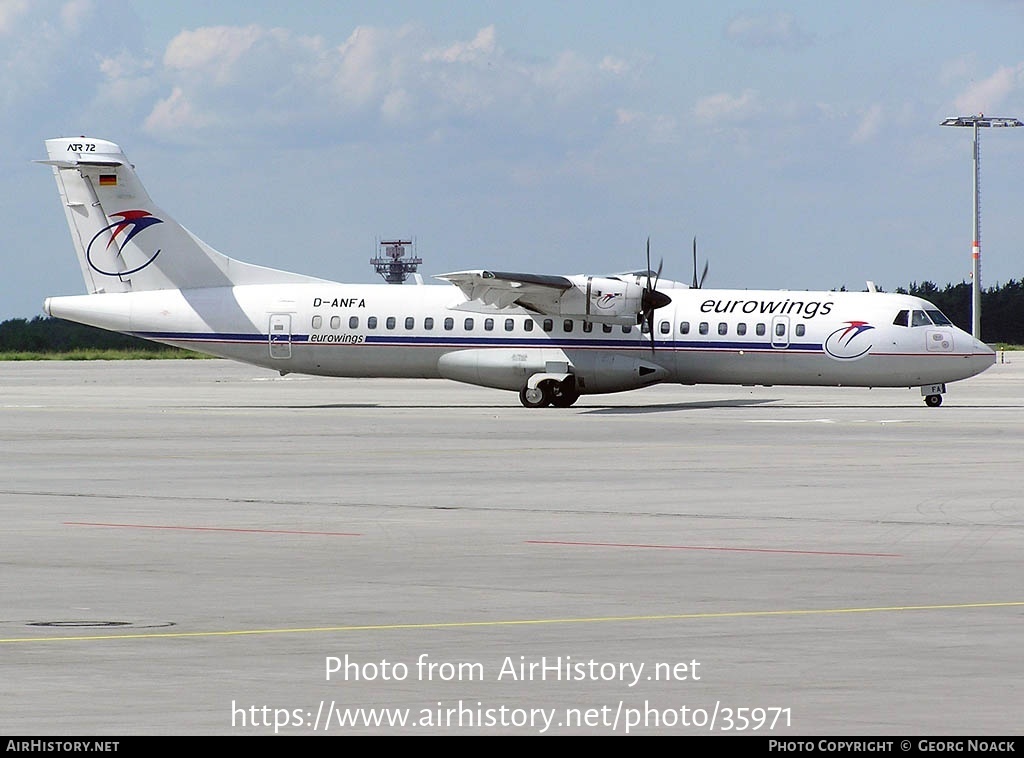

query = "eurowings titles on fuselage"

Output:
[[37, 136, 995, 407]]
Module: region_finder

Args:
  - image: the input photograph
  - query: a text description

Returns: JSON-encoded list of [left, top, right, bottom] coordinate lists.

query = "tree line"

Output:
[[1, 278, 1022, 353], [894, 279, 1024, 344], [0, 316, 173, 353]]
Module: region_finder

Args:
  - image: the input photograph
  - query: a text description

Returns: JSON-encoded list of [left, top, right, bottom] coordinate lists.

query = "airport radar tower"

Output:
[[370, 239, 423, 284]]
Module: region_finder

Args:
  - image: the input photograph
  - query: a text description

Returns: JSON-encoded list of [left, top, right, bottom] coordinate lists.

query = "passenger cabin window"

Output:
[[424, 317, 434, 330], [602, 324, 613, 333], [775, 322, 786, 337], [524, 320, 534, 332], [312, 315, 323, 329], [543, 319, 553, 332], [563, 319, 573, 332], [621, 325, 631, 334], [736, 323, 747, 336], [660, 321, 670, 335], [756, 323, 766, 336], [484, 318, 494, 331], [349, 316, 359, 329], [583, 321, 593, 333], [386, 316, 396, 330], [405, 316, 414, 330], [330, 316, 341, 330], [680, 321, 690, 335], [464, 318, 474, 330], [444, 317, 454, 331], [795, 324, 805, 337], [367, 316, 378, 329], [893, 310, 909, 327], [699, 322, 709, 335], [505, 318, 514, 332], [718, 322, 728, 336]]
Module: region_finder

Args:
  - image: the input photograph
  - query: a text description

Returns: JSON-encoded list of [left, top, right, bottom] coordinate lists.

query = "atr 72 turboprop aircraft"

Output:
[[39, 137, 995, 408]]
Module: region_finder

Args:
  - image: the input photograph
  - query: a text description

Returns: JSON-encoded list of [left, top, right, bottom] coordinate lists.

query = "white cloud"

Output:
[[694, 90, 760, 122], [144, 85, 214, 134], [616, 108, 640, 125], [613, 108, 679, 144], [164, 25, 266, 81], [953, 64, 1024, 114], [380, 88, 411, 124], [97, 51, 156, 109], [725, 12, 812, 50], [53, 20, 634, 147], [424, 24, 496, 64], [0, 0, 30, 35], [59, 0, 91, 33], [0, 0, 108, 113], [599, 56, 630, 76], [331, 25, 404, 109], [851, 103, 884, 144]]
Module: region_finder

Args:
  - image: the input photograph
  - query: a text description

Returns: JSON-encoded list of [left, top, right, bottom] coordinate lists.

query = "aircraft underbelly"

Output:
[[674, 349, 982, 387]]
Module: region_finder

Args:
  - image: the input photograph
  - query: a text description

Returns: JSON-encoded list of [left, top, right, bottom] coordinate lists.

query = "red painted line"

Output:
[[65, 521, 361, 537], [526, 540, 900, 558]]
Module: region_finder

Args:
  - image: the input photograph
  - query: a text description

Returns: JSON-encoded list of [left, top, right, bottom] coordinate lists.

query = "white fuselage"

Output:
[[44, 281, 996, 397]]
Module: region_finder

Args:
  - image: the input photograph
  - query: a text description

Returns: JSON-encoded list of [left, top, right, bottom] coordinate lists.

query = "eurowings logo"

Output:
[[824, 320, 875, 361], [594, 292, 622, 310], [86, 210, 163, 277]]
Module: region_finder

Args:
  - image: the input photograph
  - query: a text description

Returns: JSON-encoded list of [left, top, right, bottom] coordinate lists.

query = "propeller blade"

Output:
[[691, 236, 709, 289], [645, 237, 653, 291], [692, 237, 698, 289], [640, 237, 668, 353]]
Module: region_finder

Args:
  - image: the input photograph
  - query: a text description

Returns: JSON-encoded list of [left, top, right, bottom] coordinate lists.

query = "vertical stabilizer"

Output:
[[38, 137, 326, 293]]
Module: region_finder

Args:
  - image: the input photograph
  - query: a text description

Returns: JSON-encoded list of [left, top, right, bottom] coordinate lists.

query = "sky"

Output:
[[3, 0, 1024, 320]]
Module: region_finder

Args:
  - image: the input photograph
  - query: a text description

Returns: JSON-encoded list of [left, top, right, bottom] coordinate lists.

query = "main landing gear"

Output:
[[518, 378, 580, 408]]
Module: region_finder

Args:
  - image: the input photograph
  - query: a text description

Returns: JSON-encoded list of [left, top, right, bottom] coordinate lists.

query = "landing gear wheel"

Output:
[[925, 394, 943, 407], [549, 379, 580, 408], [519, 384, 552, 408]]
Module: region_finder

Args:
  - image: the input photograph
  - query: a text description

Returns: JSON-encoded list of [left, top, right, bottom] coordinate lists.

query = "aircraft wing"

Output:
[[436, 270, 573, 313]]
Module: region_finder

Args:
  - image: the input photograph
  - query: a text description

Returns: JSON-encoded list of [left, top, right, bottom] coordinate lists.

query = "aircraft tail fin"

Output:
[[38, 137, 325, 294]]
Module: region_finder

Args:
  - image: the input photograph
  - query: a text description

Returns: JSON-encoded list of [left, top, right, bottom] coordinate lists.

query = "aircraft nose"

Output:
[[974, 335, 997, 371]]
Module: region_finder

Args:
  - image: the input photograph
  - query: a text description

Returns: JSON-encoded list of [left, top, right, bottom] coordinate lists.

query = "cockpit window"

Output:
[[926, 309, 953, 326], [911, 310, 933, 327], [893, 310, 909, 327]]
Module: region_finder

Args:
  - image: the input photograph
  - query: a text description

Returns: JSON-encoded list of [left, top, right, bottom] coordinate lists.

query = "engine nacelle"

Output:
[[438, 348, 671, 396], [570, 352, 670, 394], [438, 348, 569, 391], [557, 275, 645, 325]]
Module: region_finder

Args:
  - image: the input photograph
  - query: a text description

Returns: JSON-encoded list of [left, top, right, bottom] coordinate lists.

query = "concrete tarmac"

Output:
[[1, 357, 1022, 735]]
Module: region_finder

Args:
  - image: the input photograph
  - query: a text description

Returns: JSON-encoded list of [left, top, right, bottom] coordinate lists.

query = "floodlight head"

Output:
[[941, 115, 1023, 128]]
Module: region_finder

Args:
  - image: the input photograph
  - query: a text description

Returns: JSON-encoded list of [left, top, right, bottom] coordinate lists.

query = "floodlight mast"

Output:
[[940, 114, 1023, 340]]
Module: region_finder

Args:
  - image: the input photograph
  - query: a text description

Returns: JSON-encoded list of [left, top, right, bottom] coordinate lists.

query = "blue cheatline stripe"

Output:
[[131, 330, 826, 352]]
